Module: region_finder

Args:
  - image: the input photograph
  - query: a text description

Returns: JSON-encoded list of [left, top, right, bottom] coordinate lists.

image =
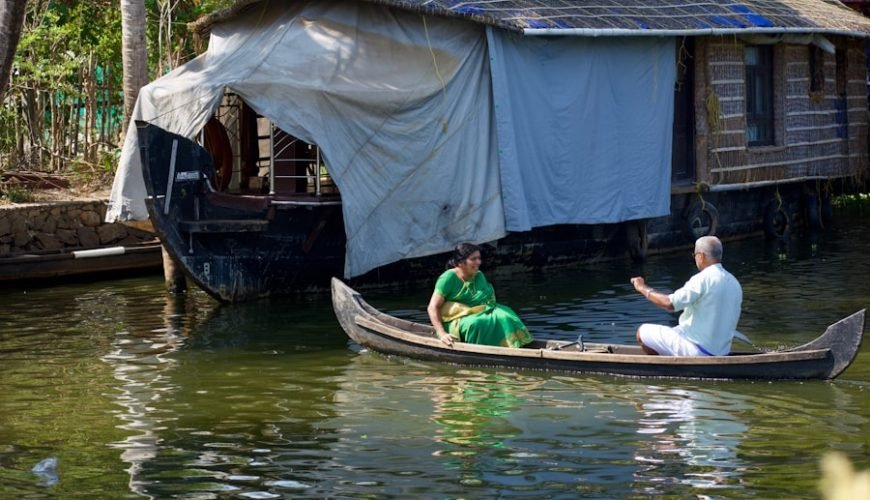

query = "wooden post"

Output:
[[161, 245, 186, 293]]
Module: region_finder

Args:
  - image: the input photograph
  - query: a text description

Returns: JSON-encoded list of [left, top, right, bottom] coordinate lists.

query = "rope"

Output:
[[422, 16, 449, 134], [695, 184, 707, 210], [705, 91, 724, 179]]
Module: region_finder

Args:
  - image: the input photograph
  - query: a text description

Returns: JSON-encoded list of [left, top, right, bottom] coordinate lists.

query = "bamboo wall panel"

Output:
[[701, 37, 867, 186]]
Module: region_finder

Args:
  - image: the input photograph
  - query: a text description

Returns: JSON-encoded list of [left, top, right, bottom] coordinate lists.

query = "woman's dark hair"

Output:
[[447, 242, 481, 268]]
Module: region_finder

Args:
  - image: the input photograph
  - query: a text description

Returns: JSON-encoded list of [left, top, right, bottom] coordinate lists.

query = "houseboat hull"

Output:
[[139, 122, 826, 303]]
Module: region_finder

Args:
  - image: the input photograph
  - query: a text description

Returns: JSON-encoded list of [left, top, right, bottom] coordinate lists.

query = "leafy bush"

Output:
[[832, 193, 869, 216], [0, 184, 36, 204]]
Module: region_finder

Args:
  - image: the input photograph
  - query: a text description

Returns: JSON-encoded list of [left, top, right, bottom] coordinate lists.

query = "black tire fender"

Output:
[[685, 201, 719, 240], [764, 200, 791, 239]]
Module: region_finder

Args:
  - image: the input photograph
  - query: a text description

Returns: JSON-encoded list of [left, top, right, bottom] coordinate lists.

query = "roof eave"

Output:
[[189, 0, 870, 39], [523, 26, 870, 38]]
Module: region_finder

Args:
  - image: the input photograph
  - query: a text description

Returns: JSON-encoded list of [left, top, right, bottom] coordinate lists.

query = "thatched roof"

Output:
[[190, 0, 870, 37]]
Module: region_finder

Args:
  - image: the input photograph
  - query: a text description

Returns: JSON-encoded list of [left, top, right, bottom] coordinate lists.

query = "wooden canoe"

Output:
[[0, 240, 164, 284], [331, 278, 866, 380]]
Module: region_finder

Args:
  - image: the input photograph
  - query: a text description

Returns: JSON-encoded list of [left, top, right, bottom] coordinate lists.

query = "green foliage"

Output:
[[16, 8, 84, 92], [0, 184, 36, 204], [2, 0, 233, 181], [145, 0, 237, 76], [832, 193, 870, 216], [16, 2, 121, 87], [0, 104, 17, 152]]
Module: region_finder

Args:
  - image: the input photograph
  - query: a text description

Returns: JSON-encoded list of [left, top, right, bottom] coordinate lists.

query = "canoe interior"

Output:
[[354, 295, 761, 358]]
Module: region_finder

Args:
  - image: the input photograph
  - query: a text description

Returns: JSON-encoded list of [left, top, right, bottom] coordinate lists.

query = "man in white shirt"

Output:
[[630, 236, 743, 356]]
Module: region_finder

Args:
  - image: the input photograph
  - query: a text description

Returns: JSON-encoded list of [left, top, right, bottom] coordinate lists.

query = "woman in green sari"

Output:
[[427, 243, 533, 348]]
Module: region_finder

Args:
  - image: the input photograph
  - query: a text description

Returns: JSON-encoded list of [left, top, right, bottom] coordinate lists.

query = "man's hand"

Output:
[[630, 276, 647, 293]]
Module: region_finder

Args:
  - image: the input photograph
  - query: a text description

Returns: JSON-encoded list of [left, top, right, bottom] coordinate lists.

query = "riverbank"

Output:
[[0, 199, 155, 257]]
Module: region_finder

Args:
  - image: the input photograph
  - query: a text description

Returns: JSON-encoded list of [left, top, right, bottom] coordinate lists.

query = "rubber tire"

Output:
[[764, 200, 791, 239], [685, 201, 719, 240]]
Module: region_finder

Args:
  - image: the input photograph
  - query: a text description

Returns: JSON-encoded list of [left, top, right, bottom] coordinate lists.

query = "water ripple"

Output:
[[1, 223, 869, 497]]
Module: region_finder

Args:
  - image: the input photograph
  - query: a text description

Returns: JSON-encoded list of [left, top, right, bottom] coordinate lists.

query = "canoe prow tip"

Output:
[[807, 309, 866, 380]]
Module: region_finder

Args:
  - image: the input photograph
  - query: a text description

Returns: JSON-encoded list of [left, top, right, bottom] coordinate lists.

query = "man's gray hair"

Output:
[[695, 236, 723, 261]]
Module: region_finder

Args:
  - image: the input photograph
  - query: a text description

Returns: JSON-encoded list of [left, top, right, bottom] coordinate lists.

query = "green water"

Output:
[[0, 219, 867, 498]]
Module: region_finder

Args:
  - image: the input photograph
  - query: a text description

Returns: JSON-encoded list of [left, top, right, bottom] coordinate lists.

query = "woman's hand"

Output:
[[439, 332, 454, 346], [428, 292, 454, 347]]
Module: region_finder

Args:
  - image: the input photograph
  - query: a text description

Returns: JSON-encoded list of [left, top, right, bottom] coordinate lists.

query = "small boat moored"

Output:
[[0, 240, 164, 284], [331, 278, 866, 380]]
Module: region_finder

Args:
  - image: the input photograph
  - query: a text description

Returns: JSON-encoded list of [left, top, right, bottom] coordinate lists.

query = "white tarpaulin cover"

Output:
[[487, 29, 675, 231], [108, 0, 505, 278], [108, 0, 676, 278]]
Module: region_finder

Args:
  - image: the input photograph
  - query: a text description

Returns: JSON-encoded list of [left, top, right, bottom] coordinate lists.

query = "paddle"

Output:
[[734, 330, 754, 347], [548, 335, 584, 351]]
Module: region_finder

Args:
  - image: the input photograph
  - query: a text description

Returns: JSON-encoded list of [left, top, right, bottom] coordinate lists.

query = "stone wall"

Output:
[[0, 201, 156, 256]]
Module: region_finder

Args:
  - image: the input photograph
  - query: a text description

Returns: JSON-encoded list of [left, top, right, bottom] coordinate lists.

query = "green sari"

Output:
[[434, 270, 533, 348]]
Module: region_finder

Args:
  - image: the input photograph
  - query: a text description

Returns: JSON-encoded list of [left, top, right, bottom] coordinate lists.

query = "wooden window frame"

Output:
[[745, 45, 775, 147], [809, 45, 825, 95]]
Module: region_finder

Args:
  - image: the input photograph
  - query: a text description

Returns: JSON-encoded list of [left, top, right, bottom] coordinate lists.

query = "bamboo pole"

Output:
[[84, 53, 94, 163]]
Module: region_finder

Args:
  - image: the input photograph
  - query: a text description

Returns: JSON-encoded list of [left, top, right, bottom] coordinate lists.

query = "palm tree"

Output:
[[121, 0, 148, 137], [0, 0, 27, 102]]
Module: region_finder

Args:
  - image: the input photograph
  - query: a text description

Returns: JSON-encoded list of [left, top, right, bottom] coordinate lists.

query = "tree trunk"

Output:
[[0, 0, 27, 103], [121, 0, 148, 139]]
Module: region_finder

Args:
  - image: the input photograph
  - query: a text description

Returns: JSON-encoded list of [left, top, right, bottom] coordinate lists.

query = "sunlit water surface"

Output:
[[0, 219, 868, 498]]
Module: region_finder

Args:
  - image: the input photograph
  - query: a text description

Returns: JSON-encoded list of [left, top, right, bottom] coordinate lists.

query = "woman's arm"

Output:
[[427, 292, 454, 346]]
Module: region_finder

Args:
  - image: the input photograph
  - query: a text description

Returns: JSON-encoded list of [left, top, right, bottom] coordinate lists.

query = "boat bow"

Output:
[[787, 309, 865, 379]]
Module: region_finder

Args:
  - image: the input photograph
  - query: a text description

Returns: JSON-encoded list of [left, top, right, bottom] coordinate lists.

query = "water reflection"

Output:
[[101, 294, 191, 498], [100, 295, 349, 498], [633, 386, 749, 494], [429, 373, 536, 489], [328, 357, 644, 496], [431, 373, 525, 448]]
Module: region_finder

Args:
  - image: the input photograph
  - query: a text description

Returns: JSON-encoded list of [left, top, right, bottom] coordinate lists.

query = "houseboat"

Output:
[[109, 0, 870, 302]]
